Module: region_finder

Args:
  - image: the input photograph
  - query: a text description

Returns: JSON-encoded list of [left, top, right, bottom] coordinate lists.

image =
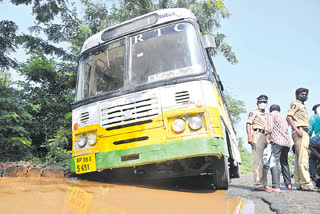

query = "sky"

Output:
[[214, 0, 320, 147], [1, 0, 319, 148]]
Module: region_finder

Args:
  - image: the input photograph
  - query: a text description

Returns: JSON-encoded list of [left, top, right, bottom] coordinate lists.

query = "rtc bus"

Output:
[[70, 8, 241, 189]]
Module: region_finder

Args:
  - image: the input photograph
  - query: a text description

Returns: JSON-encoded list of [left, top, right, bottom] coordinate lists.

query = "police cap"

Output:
[[295, 88, 309, 96], [257, 95, 268, 102]]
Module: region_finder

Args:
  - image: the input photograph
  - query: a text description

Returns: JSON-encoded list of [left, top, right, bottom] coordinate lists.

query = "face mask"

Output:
[[298, 95, 308, 102], [258, 103, 267, 110]]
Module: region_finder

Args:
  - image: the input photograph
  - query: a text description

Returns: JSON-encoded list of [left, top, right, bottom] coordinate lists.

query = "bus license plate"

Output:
[[75, 154, 97, 174]]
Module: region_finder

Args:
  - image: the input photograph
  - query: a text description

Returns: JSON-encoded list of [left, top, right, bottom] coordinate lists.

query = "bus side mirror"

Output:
[[202, 35, 216, 49]]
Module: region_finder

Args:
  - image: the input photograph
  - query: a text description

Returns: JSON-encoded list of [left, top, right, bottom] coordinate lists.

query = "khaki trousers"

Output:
[[252, 131, 267, 188], [292, 131, 312, 188]]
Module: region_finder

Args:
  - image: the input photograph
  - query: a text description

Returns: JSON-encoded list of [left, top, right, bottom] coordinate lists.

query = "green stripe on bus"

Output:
[[70, 137, 227, 173]]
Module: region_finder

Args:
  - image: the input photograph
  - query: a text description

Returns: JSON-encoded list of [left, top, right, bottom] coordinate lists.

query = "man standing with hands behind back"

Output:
[[246, 95, 269, 191], [287, 88, 315, 191]]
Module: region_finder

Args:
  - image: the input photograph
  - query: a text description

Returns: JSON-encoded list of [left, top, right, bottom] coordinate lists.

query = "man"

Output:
[[286, 88, 314, 191], [265, 104, 291, 193], [308, 104, 320, 184], [246, 95, 269, 191]]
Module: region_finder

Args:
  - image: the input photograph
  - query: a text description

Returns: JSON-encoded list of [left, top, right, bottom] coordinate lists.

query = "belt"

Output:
[[297, 126, 309, 133], [254, 128, 265, 134]]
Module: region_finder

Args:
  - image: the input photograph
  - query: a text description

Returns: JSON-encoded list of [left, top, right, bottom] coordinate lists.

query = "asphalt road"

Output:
[[227, 173, 320, 214]]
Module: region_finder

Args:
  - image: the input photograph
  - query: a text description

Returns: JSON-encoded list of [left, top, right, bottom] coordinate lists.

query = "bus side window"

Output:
[[83, 63, 92, 98]]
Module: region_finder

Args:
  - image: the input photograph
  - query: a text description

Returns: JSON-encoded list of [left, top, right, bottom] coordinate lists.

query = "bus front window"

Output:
[[130, 23, 205, 85], [76, 40, 125, 101]]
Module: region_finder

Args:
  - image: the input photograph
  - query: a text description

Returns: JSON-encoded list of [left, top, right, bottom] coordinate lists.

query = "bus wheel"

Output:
[[230, 163, 240, 178], [211, 155, 230, 190]]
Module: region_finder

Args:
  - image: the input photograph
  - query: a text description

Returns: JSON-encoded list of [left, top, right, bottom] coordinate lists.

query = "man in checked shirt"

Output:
[[265, 104, 292, 193]]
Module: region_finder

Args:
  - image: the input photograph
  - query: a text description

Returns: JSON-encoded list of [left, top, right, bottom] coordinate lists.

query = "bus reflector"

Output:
[[74, 123, 79, 130]]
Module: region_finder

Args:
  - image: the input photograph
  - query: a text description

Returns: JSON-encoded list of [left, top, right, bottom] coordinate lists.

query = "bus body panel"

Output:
[[71, 80, 238, 172]]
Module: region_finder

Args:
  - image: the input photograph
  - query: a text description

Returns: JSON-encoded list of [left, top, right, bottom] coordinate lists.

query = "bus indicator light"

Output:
[[74, 123, 78, 130]]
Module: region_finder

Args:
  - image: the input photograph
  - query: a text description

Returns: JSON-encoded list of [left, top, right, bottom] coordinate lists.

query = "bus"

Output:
[[70, 8, 241, 189]]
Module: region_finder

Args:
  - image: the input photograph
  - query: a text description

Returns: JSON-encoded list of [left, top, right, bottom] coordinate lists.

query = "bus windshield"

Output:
[[76, 39, 125, 101], [76, 22, 205, 102], [131, 22, 205, 85]]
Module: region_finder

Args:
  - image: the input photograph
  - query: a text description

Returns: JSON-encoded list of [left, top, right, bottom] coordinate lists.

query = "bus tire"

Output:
[[211, 155, 230, 190], [230, 163, 240, 178]]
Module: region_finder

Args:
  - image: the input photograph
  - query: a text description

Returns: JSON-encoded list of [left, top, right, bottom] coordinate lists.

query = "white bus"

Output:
[[71, 8, 241, 189]]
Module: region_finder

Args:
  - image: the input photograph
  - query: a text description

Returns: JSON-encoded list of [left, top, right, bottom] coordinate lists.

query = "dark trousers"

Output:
[[309, 149, 320, 178], [270, 143, 291, 188]]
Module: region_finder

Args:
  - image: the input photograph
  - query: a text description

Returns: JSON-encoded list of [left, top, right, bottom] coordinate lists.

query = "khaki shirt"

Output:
[[246, 109, 266, 130], [287, 99, 309, 128]]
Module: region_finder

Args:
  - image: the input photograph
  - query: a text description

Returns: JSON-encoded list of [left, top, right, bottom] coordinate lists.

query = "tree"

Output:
[[106, 0, 238, 64], [224, 90, 246, 124], [0, 72, 35, 161], [224, 91, 250, 173], [17, 53, 76, 163], [0, 20, 18, 71]]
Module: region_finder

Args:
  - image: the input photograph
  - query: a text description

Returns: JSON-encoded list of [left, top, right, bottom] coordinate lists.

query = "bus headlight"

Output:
[[188, 116, 202, 130], [87, 134, 97, 146], [77, 136, 87, 147], [172, 119, 186, 133]]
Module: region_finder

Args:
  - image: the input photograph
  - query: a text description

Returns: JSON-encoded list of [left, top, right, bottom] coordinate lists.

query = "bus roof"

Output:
[[80, 8, 196, 54]]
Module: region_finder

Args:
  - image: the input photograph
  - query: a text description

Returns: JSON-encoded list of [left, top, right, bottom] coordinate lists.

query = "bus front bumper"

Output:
[[70, 137, 227, 173]]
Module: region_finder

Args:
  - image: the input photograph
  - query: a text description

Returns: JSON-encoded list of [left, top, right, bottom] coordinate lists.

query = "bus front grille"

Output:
[[80, 112, 89, 124], [100, 94, 161, 127], [175, 91, 190, 104]]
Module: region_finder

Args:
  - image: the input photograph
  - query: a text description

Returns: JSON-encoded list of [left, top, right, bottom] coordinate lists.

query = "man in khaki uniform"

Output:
[[287, 88, 315, 191], [246, 95, 269, 190]]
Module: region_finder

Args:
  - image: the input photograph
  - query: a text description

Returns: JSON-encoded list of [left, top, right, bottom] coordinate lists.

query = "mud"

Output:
[[0, 177, 255, 214]]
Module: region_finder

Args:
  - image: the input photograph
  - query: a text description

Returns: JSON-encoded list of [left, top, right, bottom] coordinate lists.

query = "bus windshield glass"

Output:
[[76, 39, 125, 101], [130, 23, 205, 85]]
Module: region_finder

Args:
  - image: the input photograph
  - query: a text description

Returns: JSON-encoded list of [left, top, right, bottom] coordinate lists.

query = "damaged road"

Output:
[[1, 162, 319, 213], [227, 173, 320, 214]]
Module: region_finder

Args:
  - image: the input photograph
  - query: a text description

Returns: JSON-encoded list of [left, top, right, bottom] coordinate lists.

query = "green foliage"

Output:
[[17, 53, 75, 159], [224, 90, 246, 124], [0, 72, 34, 161], [45, 126, 72, 166], [10, 0, 69, 23], [81, 0, 110, 34], [238, 138, 253, 174], [0, 20, 18, 70]]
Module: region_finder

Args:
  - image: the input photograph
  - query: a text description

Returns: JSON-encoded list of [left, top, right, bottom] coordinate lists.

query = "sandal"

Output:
[[300, 185, 316, 191], [285, 184, 292, 190], [265, 188, 281, 193]]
